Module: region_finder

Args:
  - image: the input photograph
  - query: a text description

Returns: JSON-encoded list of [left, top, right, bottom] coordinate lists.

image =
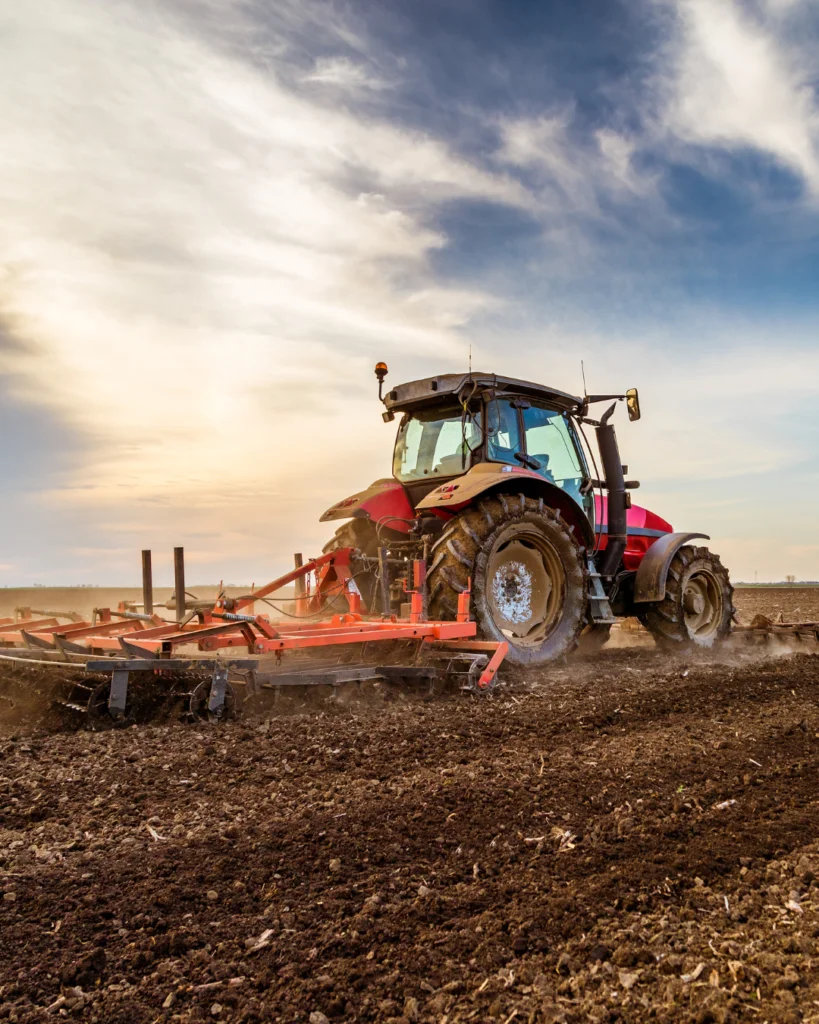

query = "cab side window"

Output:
[[522, 406, 585, 503], [486, 399, 522, 466]]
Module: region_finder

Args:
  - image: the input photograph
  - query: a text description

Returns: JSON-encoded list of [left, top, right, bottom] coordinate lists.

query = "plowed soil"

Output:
[[734, 587, 819, 623], [2, 597, 819, 1023]]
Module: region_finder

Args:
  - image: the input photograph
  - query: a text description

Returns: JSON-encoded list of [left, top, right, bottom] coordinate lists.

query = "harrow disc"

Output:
[[466, 655, 496, 695], [86, 680, 134, 730], [187, 678, 237, 722]]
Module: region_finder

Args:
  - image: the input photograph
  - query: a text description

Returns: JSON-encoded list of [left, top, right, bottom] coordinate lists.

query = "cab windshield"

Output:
[[393, 406, 482, 481]]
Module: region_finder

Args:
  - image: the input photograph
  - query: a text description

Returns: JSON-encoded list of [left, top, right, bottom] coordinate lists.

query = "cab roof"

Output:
[[384, 372, 582, 414]]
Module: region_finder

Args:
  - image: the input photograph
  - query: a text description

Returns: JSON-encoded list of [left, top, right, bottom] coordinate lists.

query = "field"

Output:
[[734, 587, 819, 623], [1, 590, 818, 1022], [0, 587, 293, 623]]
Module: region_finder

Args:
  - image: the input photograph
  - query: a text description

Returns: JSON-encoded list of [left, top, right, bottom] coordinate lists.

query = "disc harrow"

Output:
[[0, 550, 508, 730]]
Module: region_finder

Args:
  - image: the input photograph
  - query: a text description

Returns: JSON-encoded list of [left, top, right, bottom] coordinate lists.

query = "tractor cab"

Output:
[[391, 391, 591, 516]]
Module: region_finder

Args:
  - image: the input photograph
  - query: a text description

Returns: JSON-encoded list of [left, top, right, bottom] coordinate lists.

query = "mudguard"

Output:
[[417, 463, 595, 548], [632, 532, 709, 604], [319, 478, 414, 533]]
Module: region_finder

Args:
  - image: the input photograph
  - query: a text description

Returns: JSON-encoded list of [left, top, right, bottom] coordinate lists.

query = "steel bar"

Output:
[[208, 663, 229, 714], [0, 618, 60, 637], [109, 670, 130, 717], [257, 665, 439, 688], [33, 618, 149, 641], [294, 553, 306, 613], [142, 550, 153, 616], [13, 608, 82, 623], [174, 547, 185, 625], [228, 550, 344, 612], [86, 658, 260, 672], [118, 638, 159, 658]]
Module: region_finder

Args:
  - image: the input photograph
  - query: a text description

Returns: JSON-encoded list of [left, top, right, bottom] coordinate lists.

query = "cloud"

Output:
[[495, 112, 653, 218], [658, 0, 819, 193], [0, 0, 529, 517], [303, 56, 387, 92]]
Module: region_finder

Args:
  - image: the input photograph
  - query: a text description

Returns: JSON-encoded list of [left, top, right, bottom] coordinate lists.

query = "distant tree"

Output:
[[785, 575, 796, 585]]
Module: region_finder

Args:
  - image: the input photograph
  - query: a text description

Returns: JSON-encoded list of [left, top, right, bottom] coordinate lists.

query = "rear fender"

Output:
[[633, 532, 709, 603], [319, 479, 414, 534], [417, 463, 594, 549]]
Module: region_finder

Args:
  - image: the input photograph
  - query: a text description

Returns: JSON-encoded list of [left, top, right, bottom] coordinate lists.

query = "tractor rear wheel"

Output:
[[322, 519, 380, 612], [427, 494, 587, 666], [639, 545, 733, 649]]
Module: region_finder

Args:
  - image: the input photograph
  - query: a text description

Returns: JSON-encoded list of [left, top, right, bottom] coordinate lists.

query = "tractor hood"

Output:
[[320, 478, 414, 533], [594, 494, 673, 571]]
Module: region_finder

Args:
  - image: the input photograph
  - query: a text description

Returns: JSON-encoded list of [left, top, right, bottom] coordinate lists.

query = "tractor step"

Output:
[[587, 559, 617, 625]]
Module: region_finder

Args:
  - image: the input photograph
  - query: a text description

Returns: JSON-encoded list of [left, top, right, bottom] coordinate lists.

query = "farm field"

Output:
[[0, 587, 294, 623], [734, 587, 819, 623], [0, 589, 818, 1022]]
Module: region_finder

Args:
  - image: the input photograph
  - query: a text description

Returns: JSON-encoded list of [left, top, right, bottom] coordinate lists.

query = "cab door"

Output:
[[520, 404, 592, 519]]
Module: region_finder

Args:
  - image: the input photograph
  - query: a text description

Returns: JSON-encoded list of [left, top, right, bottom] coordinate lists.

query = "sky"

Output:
[[1, 0, 819, 586]]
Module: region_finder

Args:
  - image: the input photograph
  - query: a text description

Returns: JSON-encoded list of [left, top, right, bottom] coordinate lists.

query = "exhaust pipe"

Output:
[[596, 403, 627, 578]]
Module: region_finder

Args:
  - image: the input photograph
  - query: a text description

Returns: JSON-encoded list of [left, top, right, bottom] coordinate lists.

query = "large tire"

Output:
[[639, 545, 733, 649], [427, 494, 587, 666], [322, 519, 380, 612]]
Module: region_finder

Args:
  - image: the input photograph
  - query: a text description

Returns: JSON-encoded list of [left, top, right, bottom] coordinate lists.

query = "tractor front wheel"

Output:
[[639, 545, 733, 649], [427, 494, 587, 666]]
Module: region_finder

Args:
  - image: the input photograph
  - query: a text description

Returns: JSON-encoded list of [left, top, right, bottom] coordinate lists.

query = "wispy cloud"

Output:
[[303, 56, 388, 92], [496, 112, 654, 218], [656, 0, 819, 194]]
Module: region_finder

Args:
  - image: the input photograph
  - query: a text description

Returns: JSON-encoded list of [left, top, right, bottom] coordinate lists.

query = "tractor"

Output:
[[320, 365, 734, 665]]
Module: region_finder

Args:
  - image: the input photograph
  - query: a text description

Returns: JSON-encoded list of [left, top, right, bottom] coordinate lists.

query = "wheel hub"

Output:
[[491, 559, 541, 624], [682, 571, 723, 638], [684, 589, 705, 616], [486, 534, 564, 647]]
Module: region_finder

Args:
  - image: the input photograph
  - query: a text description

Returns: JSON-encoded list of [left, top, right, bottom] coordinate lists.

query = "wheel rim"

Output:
[[682, 570, 723, 639], [486, 530, 566, 649]]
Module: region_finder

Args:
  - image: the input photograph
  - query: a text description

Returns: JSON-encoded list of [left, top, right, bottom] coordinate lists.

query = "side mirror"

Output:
[[626, 388, 641, 422]]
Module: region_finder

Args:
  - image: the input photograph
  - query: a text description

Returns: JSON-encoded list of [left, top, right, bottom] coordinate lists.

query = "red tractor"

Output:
[[321, 365, 734, 665]]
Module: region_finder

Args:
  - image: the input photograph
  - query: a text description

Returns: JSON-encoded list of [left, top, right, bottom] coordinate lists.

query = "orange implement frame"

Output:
[[0, 549, 508, 691]]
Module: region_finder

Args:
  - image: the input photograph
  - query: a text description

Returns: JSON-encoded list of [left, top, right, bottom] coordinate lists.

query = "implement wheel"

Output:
[[639, 545, 733, 649], [428, 494, 587, 666]]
